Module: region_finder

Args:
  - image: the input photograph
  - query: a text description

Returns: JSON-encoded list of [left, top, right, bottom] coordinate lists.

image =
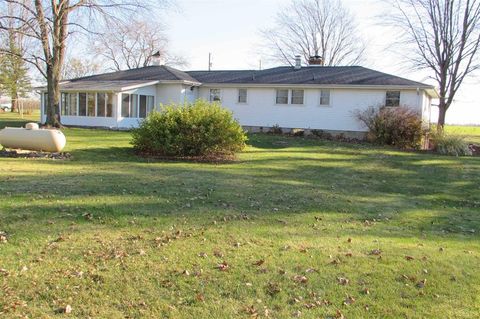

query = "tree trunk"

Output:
[[10, 91, 18, 113], [437, 98, 447, 133], [45, 66, 62, 127]]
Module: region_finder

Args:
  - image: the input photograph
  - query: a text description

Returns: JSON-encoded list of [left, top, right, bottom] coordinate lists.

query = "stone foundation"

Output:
[[242, 126, 367, 140]]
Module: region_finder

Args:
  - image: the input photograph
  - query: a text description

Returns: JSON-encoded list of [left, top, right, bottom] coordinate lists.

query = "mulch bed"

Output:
[[0, 149, 72, 160], [469, 144, 480, 156], [136, 152, 238, 164]]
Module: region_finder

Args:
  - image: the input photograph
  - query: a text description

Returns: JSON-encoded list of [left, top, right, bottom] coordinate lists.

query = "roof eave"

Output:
[[198, 83, 436, 90]]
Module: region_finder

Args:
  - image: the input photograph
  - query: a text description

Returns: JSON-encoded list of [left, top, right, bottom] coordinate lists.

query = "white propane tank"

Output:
[[25, 122, 40, 130], [0, 125, 66, 152]]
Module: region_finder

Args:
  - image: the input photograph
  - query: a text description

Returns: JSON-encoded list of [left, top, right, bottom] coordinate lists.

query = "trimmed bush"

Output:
[[356, 106, 425, 149], [431, 133, 472, 156], [131, 100, 247, 158]]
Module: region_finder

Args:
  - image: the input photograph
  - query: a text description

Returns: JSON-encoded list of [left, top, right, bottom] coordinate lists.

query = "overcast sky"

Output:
[[162, 0, 479, 125]]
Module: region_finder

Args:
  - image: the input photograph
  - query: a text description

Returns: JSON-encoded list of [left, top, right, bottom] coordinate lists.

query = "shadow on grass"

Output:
[[2, 137, 479, 240]]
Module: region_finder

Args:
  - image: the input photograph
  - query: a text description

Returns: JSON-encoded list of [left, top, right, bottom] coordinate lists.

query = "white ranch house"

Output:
[[39, 58, 437, 135]]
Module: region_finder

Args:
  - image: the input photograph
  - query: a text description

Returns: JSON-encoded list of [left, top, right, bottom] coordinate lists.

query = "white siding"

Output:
[[39, 83, 430, 131], [198, 87, 423, 132]]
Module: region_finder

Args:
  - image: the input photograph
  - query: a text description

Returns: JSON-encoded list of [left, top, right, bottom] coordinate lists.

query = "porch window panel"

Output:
[[121, 94, 130, 117], [61, 93, 68, 115], [87, 93, 95, 117], [97, 93, 106, 117], [42, 93, 48, 115], [106, 93, 113, 117], [139, 95, 147, 118], [79, 93, 87, 116], [147, 96, 155, 114], [131, 94, 138, 118], [69, 93, 78, 116]]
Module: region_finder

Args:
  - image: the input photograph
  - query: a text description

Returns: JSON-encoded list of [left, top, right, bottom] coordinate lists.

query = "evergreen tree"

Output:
[[0, 30, 31, 112]]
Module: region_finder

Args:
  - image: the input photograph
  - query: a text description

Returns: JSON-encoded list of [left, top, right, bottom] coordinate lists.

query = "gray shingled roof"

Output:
[[187, 66, 431, 87], [68, 65, 199, 83], [61, 65, 431, 89]]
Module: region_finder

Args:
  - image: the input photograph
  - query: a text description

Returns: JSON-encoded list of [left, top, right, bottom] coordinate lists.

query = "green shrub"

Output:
[[131, 100, 247, 158], [431, 132, 472, 156], [356, 106, 425, 149]]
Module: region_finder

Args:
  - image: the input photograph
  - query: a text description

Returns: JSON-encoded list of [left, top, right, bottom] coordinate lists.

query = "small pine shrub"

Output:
[[356, 106, 425, 149], [131, 100, 247, 158], [431, 133, 472, 156]]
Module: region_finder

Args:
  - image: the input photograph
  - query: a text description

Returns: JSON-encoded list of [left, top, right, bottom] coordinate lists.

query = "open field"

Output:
[[1, 112, 479, 318], [445, 125, 480, 144]]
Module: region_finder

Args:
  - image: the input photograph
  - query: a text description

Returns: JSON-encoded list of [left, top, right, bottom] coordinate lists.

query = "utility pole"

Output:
[[259, 59, 262, 70], [208, 53, 212, 71]]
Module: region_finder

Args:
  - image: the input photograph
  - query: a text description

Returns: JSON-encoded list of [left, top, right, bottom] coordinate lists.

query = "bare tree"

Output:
[[61, 57, 102, 79], [387, 0, 480, 130], [0, 0, 167, 127], [91, 19, 187, 71], [260, 0, 366, 66], [0, 1, 31, 113]]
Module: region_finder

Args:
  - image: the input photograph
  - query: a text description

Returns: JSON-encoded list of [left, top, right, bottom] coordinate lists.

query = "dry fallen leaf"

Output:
[[216, 261, 229, 271], [335, 309, 345, 319], [417, 279, 427, 288], [337, 277, 349, 285], [343, 295, 356, 305], [253, 259, 265, 267], [198, 252, 208, 258], [405, 256, 414, 261], [293, 275, 308, 284], [370, 249, 382, 256]]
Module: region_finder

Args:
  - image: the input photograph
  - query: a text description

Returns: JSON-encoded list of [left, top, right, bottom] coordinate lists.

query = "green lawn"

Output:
[[445, 125, 480, 144], [1, 113, 479, 318]]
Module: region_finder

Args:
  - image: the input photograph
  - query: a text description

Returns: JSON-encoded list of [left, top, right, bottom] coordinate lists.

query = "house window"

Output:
[[87, 93, 95, 117], [320, 89, 330, 106], [291, 89, 304, 104], [97, 93, 106, 117], [139, 95, 147, 118], [121, 93, 130, 117], [131, 94, 138, 118], [42, 92, 48, 114], [147, 96, 155, 114], [137, 95, 155, 118], [106, 93, 113, 117], [61, 93, 68, 116], [386, 91, 400, 107], [210, 89, 221, 102], [238, 89, 247, 103], [79, 93, 87, 116], [69, 93, 78, 116], [276, 89, 289, 104]]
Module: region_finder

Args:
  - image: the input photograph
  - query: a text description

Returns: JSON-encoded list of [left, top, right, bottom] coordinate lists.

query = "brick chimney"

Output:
[[308, 55, 324, 66]]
